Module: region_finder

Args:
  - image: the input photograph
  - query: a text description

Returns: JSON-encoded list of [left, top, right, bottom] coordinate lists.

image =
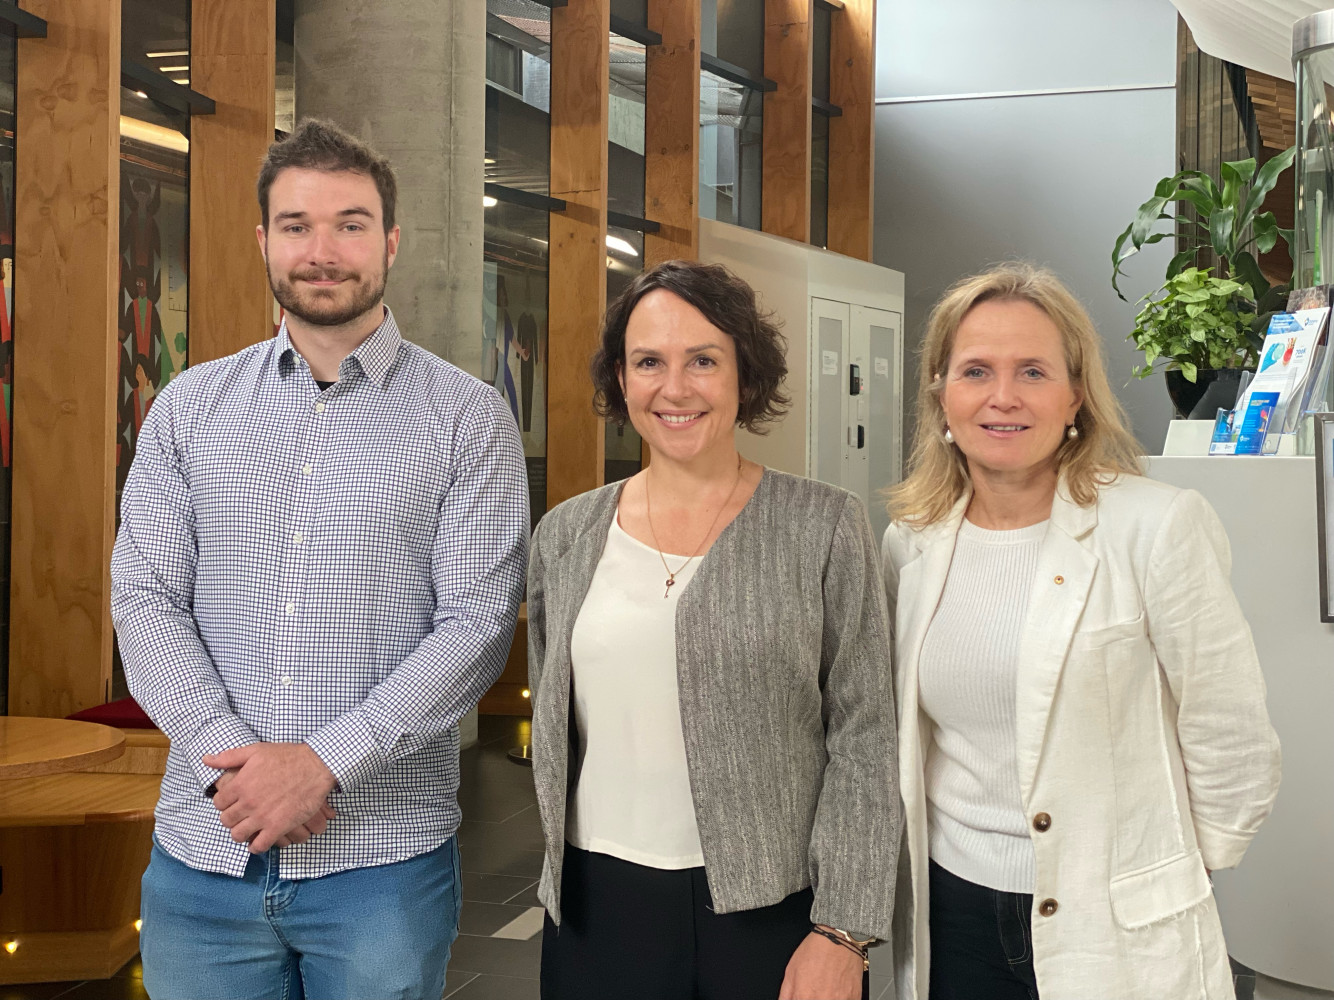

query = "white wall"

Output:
[[873, 0, 1180, 454]]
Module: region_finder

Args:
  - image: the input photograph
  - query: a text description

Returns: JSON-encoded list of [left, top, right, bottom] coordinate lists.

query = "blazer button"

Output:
[[1039, 898, 1059, 917], [1053, 575, 1065, 585], [1033, 812, 1052, 832]]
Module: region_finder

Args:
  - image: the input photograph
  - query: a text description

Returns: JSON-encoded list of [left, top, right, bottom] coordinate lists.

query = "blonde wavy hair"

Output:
[[888, 262, 1144, 527]]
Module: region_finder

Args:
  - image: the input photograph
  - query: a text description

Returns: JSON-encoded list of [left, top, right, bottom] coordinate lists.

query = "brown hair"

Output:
[[257, 118, 398, 233], [591, 260, 790, 432], [888, 262, 1144, 526]]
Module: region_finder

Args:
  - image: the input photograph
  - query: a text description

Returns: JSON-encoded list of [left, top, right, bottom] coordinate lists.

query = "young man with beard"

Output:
[[111, 119, 529, 1000]]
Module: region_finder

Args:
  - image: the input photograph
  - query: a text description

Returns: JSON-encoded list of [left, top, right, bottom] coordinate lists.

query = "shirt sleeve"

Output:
[[1145, 488, 1282, 870], [807, 493, 902, 941], [111, 383, 259, 793], [305, 387, 529, 791]]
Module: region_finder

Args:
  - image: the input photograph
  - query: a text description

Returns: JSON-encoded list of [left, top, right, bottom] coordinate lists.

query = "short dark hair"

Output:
[[257, 118, 398, 233], [591, 260, 790, 432]]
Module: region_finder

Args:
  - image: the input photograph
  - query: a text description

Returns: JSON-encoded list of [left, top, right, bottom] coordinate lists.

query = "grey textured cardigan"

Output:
[[527, 469, 900, 940]]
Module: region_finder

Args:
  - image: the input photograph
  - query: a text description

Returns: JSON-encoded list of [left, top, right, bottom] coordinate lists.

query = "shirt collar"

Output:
[[275, 305, 403, 389]]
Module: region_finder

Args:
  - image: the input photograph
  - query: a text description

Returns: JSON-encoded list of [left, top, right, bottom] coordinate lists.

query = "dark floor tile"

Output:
[[460, 843, 544, 880], [503, 880, 541, 907], [461, 870, 537, 905], [1233, 974, 1256, 1000], [459, 900, 537, 937], [441, 970, 478, 998], [108, 958, 141, 981], [456, 756, 539, 824], [457, 810, 544, 856], [475, 715, 532, 750], [0, 982, 80, 1000], [49, 978, 148, 1000], [448, 972, 540, 1000], [446, 933, 541, 979]]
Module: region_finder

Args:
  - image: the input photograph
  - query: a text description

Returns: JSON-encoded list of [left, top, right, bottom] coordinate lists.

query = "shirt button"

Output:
[[1039, 898, 1059, 917], [281, 675, 293, 687], [285, 601, 296, 615], [1033, 812, 1052, 832], [293, 532, 304, 545], [1054, 575, 1065, 585], [302, 464, 313, 476], [315, 402, 326, 414]]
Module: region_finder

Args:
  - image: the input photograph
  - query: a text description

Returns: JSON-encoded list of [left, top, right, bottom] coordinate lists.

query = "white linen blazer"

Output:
[[882, 474, 1281, 1000]]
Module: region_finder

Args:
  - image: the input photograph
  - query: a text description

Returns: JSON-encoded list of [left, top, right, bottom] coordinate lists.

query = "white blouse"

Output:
[[565, 515, 705, 869]]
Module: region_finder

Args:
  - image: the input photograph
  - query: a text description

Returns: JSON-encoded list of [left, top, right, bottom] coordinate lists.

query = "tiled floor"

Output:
[[6, 715, 1330, 1000]]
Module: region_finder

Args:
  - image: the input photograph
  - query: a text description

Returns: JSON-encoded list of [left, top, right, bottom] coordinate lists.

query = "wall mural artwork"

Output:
[[116, 168, 188, 495]]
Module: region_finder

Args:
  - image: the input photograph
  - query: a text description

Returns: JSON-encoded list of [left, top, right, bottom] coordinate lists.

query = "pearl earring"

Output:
[[1067, 425, 1079, 440], [944, 427, 954, 444]]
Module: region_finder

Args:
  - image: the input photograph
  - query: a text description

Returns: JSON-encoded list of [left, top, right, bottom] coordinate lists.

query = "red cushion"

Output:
[[66, 696, 156, 729]]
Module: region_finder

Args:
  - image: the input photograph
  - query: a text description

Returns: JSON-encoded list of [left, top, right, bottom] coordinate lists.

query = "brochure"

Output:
[[1233, 307, 1330, 451], [1235, 392, 1280, 455]]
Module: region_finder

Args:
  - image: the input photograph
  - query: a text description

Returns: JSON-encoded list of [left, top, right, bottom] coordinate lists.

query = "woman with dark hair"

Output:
[[527, 260, 899, 1000]]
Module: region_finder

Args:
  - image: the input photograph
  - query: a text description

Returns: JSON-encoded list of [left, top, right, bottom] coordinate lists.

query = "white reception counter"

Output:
[[1147, 456, 1334, 991]]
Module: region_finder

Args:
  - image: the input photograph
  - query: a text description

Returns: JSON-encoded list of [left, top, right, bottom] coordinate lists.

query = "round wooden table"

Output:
[[0, 716, 126, 779]]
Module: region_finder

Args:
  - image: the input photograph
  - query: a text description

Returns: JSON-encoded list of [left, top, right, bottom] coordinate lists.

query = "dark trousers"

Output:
[[542, 844, 869, 1000], [929, 859, 1040, 1000]]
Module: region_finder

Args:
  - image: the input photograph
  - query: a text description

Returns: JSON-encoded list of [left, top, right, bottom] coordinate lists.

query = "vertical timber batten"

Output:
[[827, 0, 873, 261], [762, 0, 812, 243], [546, 0, 609, 509], [10, 0, 121, 716], [645, 0, 700, 267], [191, 0, 277, 364]]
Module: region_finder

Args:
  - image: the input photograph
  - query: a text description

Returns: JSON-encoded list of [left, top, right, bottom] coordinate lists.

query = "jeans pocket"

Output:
[[994, 890, 1032, 966]]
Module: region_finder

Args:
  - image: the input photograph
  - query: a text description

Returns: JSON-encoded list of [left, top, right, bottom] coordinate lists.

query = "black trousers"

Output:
[[928, 859, 1040, 1000], [541, 844, 870, 1000]]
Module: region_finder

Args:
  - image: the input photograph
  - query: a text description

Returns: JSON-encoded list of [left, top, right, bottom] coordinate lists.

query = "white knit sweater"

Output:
[[918, 517, 1046, 893]]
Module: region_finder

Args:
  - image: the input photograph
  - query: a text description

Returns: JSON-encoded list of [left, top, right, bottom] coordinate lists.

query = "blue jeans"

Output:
[[928, 859, 1039, 1000], [140, 837, 461, 1000]]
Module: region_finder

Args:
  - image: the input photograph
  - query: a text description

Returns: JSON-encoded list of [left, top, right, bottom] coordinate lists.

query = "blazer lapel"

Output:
[[545, 487, 623, 669], [1014, 483, 1098, 805]]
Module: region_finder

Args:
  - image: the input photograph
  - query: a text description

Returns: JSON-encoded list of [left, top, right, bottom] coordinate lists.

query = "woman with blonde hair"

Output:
[[883, 261, 1280, 999]]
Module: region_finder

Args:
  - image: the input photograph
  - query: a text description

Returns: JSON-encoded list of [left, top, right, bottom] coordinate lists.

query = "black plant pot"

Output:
[[1164, 368, 1253, 420]]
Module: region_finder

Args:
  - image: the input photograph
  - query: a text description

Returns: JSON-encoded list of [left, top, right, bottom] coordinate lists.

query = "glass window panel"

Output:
[[610, 0, 648, 26], [486, 0, 553, 196], [700, 70, 763, 231], [606, 229, 644, 484], [0, 15, 14, 711], [705, 0, 764, 81], [813, 4, 831, 104], [811, 110, 829, 249], [485, 200, 549, 527], [609, 33, 646, 220], [276, 3, 294, 135], [123, 0, 191, 81]]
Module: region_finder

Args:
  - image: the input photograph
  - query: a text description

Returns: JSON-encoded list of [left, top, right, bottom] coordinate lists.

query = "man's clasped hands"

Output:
[[203, 743, 340, 853]]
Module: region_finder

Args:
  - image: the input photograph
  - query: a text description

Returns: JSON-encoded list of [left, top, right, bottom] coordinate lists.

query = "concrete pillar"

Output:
[[294, 1, 485, 748], [293, 0, 485, 374]]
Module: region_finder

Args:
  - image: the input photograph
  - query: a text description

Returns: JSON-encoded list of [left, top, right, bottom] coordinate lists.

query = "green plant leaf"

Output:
[[1220, 157, 1257, 209], [1238, 146, 1297, 229], [1210, 206, 1236, 261], [1252, 213, 1279, 254], [1179, 360, 1198, 382], [1111, 221, 1136, 299], [1130, 195, 1171, 247], [1166, 248, 1198, 279], [1232, 250, 1270, 299]]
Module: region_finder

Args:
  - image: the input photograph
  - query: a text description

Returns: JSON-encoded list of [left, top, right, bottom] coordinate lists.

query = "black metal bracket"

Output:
[[0, 4, 46, 38], [607, 210, 660, 234], [812, 97, 843, 117], [486, 183, 567, 213], [701, 53, 776, 93], [609, 15, 661, 47], [122, 60, 215, 116]]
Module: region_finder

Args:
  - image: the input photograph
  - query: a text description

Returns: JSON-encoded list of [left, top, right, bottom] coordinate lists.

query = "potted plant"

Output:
[[1111, 148, 1296, 417]]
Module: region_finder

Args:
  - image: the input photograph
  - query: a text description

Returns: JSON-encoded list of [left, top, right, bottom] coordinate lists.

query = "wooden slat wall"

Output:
[[10, 0, 121, 717], [644, 0, 700, 267], [546, 0, 609, 509], [827, 0, 874, 261], [190, 0, 277, 364], [762, 0, 812, 242]]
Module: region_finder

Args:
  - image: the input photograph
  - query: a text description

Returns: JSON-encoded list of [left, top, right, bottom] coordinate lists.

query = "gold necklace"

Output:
[[644, 457, 745, 599]]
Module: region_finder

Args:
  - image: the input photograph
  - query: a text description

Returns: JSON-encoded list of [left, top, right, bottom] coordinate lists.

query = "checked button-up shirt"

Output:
[[111, 308, 529, 879]]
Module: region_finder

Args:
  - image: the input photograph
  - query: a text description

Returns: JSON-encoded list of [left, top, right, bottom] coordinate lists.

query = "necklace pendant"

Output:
[[664, 576, 675, 599]]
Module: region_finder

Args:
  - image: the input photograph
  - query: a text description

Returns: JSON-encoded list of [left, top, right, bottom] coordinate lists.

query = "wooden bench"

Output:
[[0, 729, 166, 984]]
